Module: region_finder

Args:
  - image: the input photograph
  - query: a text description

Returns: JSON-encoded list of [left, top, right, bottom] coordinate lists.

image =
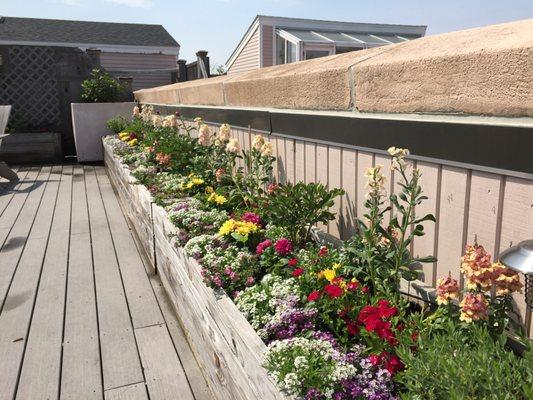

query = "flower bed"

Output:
[[103, 106, 532, 400]]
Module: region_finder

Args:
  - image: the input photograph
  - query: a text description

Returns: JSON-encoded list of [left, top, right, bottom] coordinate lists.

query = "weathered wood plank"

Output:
[[0, 166, 56, 400], [356, 152, 373, 219], [85, 166, 144, 391], [105, 383, 148, 400], [61, 165, 102, 400], [285, 138, 295, 183], [135, 324, 195, 400], [16, 165, 73, 400], [95, 166, 164, 329], [316, 144, 329, 232], [276, 136, 286, 184], [0, 167, 39, 233], [294, 140, 305, 183]]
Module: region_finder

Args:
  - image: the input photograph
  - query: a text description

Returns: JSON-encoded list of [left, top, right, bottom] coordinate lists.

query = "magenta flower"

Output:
[[241, 212, 262, 226], [275, 238, 293, 256], [256, 239, 272, 255]]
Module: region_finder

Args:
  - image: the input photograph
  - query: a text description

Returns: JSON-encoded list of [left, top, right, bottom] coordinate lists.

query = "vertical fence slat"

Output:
[[412, 162, 440, 285], [316, 144, 329, 232], [467, 172, 502, 255], [499, 177, 533, 337], [374, 154, 393, 226], [271, 134, 279, 183], [341, 149, 357, 239], [328, 146, 342, 237], [356, 152, 373, 220], [436, 166, 469, 283], [304, 142, 316, 184], [276, 137, 287, 184], [285, 139, 295, 183], [295, 140, 305, 183]]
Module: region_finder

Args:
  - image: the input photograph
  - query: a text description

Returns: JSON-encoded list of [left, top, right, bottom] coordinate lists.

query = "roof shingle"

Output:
[[0, 16, 179, 48]]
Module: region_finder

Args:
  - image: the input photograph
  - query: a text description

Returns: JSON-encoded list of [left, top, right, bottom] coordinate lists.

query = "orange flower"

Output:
[[460, 244, 494, 291], [459, 292, 488, 323], [155, 152, 171, 166], [436, 276, 460, 305], [491, 262, 523, 296]]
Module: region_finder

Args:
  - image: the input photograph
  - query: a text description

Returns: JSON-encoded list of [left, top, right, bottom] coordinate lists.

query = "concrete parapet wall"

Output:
[[135, 19, 533, 117]]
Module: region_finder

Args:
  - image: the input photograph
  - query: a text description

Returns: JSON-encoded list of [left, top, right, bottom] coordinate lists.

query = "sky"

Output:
[[1, 0, 532, 68]]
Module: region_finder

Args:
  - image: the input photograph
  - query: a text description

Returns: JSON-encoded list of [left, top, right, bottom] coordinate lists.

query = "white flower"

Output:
[[218, 123, 231, 141], [132, 106, 140, 117], [252, 135, 265, 150], [151, 114, 163, 127], [198, 124, 211, 146], [226, 138, 240, 153], [162, 115, 177, 128], [387, 146, 410, 170], [364, 164, 386, 198], [260, 141, 273, 157]]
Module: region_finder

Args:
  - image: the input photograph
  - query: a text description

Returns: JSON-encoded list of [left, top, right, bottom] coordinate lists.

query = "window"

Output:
[[276, 33, 298, 65], [335, 47, 363, 54], [304, 50, 330, 60]]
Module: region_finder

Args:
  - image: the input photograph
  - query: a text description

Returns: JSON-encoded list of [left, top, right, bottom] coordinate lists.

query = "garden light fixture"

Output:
[[499, 240, 533, 309]]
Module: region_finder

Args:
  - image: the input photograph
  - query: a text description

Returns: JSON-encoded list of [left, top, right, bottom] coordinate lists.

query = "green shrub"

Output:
[[396, 324, 533, 400], [81, 69, 124, 103], [106, 116, 129, 134]]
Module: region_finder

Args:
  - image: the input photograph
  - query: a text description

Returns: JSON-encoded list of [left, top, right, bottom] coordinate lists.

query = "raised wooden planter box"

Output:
[[103, 139, 285, 400]]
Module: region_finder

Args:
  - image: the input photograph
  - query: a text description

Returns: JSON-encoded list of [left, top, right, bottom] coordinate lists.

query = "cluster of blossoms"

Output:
[[178, 174, 205, 191], [207, 191, 227, 205], [387, 147, 410, 171], [235, 274, 299, 338], [198, 124, 211, 146], [252, 134, 274, 157], [218, 216, 262, 241], [436, 243, 522, 324], [364, 165, 386, 198], [184, 234, 257, 296], [155, 152, 171, 166], [118, 131, 138, 146], [262, 297, 318, 342], [264, 337, 396, 400], [169, 199, 228, 245], [357, 300, 400, 346]]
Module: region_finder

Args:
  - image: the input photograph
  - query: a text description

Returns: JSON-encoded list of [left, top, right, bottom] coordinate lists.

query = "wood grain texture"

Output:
[[105, 383, 148, 400]]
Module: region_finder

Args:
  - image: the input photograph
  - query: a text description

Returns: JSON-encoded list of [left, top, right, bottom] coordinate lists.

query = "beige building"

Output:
[[225, 15, 426, 75]]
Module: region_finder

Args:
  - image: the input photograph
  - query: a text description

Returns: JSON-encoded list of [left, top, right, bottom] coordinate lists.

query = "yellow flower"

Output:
[[127, 138, 138, 146], [332, 263, 341, 271], [318, 269, 336, 283], [235, 221, 259, 236], [208, 192, 227, 205], [219, 219, 236, 236], [192, 178, 204, 185], [185, 181, 194, 189], [205, 186, 214, 194]]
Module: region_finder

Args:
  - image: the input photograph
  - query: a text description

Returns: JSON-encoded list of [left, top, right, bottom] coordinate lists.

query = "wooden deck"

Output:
[[0, 165, 213, 400]]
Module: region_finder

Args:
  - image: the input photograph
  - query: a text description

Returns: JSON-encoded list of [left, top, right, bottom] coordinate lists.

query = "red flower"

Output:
[[287, 258, 298, 267], [368, 354, 381, 366], [324, 284, 343, 298], [318, 246, 328, 257], [362, 286, 370, 294], [383, 353, 404, 375], [307, 291, 321, 302], [274, 238, 293, 256], [267, 183, 279, 194], [292, 268, 304, 278], [346, 320, 359, 336], [347, 281, 359, 291], [377, 299, 399, 318]]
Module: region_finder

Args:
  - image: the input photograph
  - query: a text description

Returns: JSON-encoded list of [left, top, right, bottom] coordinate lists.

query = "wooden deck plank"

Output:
[[84, 166, 144, 391], [94, 167, 164, 329], [16, 165, 73, 400], [0, 165, 57, 400], [0, 167, 50, 311], [135, 324, 195, 400], [61, 165, 102, 400], [0, 167, 28, 218], [104, 382, 148, 400], [148, 277, 214, 400]]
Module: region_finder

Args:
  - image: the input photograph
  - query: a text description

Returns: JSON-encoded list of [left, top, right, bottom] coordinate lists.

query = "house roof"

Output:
[[0, 16, 179, 48], [226, 15, 427, 67]]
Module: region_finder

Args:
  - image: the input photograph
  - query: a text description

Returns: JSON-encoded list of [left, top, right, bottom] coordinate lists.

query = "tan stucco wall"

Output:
[[134, 19, 533, 117]]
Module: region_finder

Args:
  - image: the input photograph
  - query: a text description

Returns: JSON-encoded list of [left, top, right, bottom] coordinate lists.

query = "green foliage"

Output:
[[106, 116, 129, 134], [266, 182, 344, 245], [81, 69, 124, 103], [344, 152, 436, 299], [396, 323, 533, 400]]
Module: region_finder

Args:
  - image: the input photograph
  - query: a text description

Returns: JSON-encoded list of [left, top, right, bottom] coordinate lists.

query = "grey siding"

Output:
[[100, 52, 177, 91], [262, 25, 274, 67]]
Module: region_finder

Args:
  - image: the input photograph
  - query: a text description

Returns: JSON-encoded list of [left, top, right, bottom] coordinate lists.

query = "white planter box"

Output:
[[72, 102, 134, 162], [103, 139, 285, 400]]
